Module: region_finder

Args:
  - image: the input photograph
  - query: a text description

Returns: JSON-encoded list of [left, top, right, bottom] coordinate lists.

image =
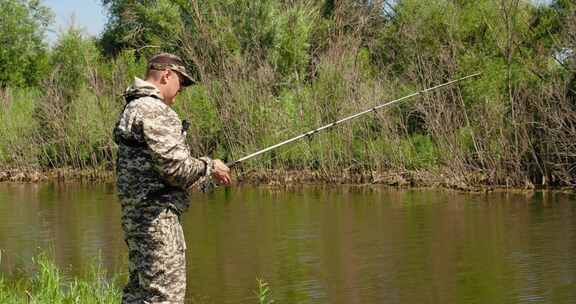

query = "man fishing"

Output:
[[113, 53, 231, 304], [112, 50, 478, 303]]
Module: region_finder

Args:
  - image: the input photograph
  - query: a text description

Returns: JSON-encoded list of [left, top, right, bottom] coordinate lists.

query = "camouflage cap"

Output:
[[148, 53, 195, 87]]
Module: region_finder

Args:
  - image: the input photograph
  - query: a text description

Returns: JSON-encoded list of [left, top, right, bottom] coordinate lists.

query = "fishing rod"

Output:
[[226, 72, 482, 168]]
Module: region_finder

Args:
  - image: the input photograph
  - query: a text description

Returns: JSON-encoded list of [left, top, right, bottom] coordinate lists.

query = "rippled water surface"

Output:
[[0, 183, 575, 303]]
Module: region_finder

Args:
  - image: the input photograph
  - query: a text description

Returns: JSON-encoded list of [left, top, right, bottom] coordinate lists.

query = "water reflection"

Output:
[[0, 184, 575, 303]]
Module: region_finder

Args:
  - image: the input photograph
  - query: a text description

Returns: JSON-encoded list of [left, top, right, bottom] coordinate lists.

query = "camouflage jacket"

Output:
[[113, 78, 211, 214]]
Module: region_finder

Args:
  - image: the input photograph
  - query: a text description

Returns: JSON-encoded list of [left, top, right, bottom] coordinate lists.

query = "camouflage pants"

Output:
[[121, 205, 187, 304]]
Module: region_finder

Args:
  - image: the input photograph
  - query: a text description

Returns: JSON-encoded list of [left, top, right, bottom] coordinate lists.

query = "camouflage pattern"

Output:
[[148, 62, 195, 86], [148, 53, 195, 87], [121, 205, 187, 304], [114, 77, 211, 303]]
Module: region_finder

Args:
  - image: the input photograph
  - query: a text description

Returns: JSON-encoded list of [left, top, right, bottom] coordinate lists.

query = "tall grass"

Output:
[[0, 253, 275, 304], [0, 86, 120, 174], [0, 254, 120, 304], [0, 88, 41, 168]]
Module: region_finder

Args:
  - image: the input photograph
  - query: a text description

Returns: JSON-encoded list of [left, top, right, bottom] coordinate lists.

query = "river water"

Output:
[[0, 183, 575, 303]]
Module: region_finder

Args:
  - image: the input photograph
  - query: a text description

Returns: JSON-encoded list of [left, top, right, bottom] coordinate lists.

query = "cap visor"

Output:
[[180, 71, 195, 87]]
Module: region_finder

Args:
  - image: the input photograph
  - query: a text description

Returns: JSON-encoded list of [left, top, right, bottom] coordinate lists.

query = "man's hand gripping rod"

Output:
[[225, 72, 482, 169]]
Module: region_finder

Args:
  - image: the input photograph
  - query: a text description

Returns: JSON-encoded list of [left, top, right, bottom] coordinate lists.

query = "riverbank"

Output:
[[0, 168, 113, 183], [0, 254, 120, 304], [1, 167, 571, 192], [0, 253, 274, 304]]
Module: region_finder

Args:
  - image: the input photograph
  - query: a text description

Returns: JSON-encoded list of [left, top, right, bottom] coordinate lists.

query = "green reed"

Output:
[[0, 253, 120, 304], [0, 253, 274, 304]]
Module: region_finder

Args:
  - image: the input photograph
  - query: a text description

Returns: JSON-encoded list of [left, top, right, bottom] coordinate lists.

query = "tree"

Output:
[[0, 0, 53, 87], [50, 26, 100, 101], [99, 0, 181, 57]]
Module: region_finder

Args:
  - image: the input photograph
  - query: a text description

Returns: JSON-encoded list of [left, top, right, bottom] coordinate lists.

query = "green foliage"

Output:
[[101, 0, 208, 57], [101, 0, 321, 76], [0, 89, 40, 166], [0, 0, 53, 87], [225, 0, 278, 55], [268, 3, 318, 76], [0, 253, 279, 304], [400, 134, 439, 170], [65, 88, 117, 168], [96, 49, 147, 89], [174, 84, 224, 157], [310, 56, 349, 123], [51, 27, 100, 101], [0, 253, 120, 304], [457, 125, 473, 150], [26, 28, 113, 169], [373, 0, 454, 74], [254, 278, 275, 304], [0, 0, 574, 186]]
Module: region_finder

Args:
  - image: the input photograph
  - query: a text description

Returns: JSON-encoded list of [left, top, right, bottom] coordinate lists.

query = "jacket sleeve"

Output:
[[140, 101, 211, 188]]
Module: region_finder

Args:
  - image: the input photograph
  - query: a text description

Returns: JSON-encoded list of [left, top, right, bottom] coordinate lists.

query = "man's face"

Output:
[[163, 69, 184, 103]]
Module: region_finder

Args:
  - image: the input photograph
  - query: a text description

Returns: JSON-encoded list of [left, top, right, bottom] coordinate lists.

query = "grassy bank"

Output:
[[0, 167, 546, 193], [0, 253, 275, 304], [0, 254, 120, 304]]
